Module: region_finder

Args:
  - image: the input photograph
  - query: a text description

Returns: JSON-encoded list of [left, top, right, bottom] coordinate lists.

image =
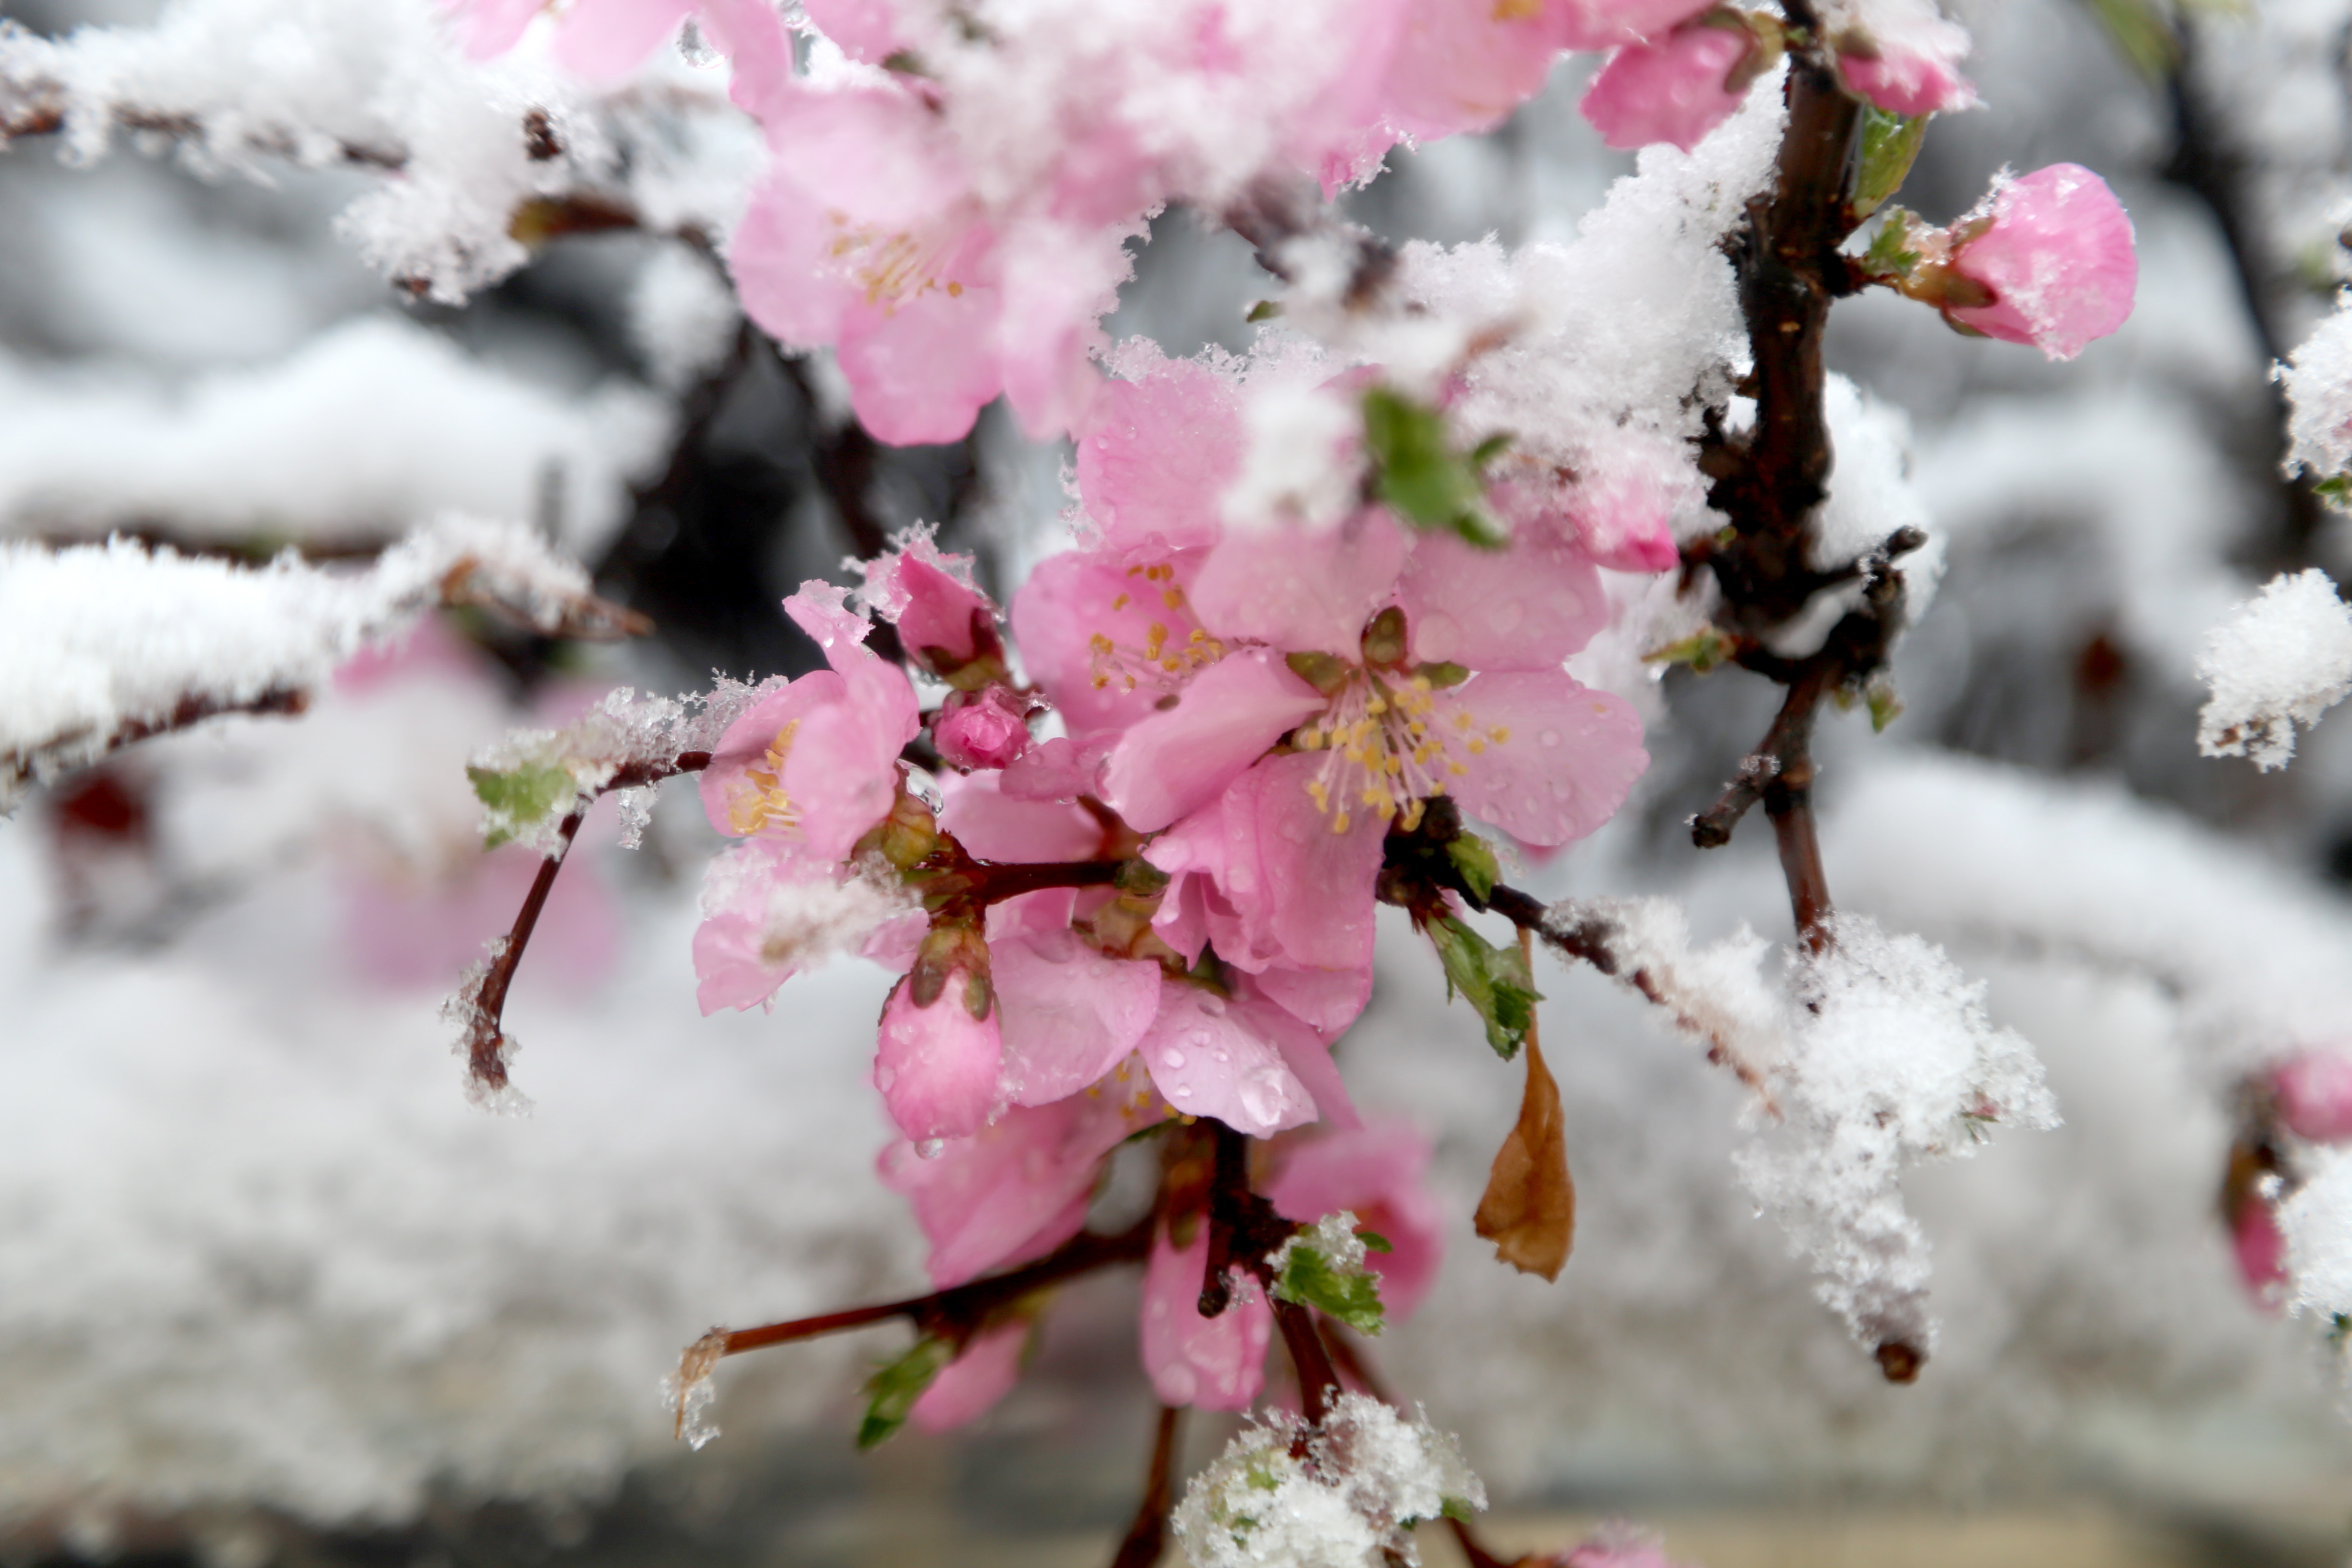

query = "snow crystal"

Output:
[[1736, 913, 2058, 1359], [1172, 1393, 1485, 1568], [663, 1330, 729, 1451], [1550, 895, 1787, 1092], [1222, 378, 1363, 533], [2194, 568, 2352, 770], [0, 517, 600, 809], [1270, 1209, 1370, 1279]]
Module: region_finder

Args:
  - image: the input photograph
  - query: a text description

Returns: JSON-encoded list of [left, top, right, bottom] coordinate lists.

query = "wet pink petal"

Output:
[[698, 673, 847, 839], [1553, 441, 1689, 573], [1250, 962, 1373, 1044], [1442, 671, 1648, 847], [1946, 164, 2137, 362], [1139, 1216, 1272, 1410], [1267, 1120, 1446, 1319], [1189, 511, 1410, 658], [801, 0, 900, 60], [1076, 352, 1244, 555], [999, 734, 1116, 803], [1137, 983, 1318, 1136], [935, 686, 1033, 771], [1380, 0, 1575, 140], [881, 1088, 1161, 1286], [443, 0, 545, 63], [1008, 549, 1213, 738], [781, 660, 920, 862], [1098, 651, 1327, 832], [2234, 1197, 2288, 1312], [910, 1317, 1032, 1433], [939, 772, 1102, 862], [1400, 529, 1609, 672], [838, 277, 1008, 447], [2275, 1051, 2352, 1142], [867, 542, 993, 670], [1580, 26, 1752, 154], [550, 0, 691, 79], [1233, 979, 1363, 1130], [1836, 7, 1975, 116], [995, 930, 1165, 1107], [729, 170, 857, 348], [997, 222, 1126, 439], [698, 0, 795, 119], [876, 973, 1005, 1142]]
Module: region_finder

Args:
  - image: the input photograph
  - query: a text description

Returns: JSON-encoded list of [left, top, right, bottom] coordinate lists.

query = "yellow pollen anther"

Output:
[[1333, 810, 1351, 833], [1467, 738, 1487, 755], [1112, 593, 1130, 610], [1490, 726, 1511, 743], [1163, 588, 1185, 609]]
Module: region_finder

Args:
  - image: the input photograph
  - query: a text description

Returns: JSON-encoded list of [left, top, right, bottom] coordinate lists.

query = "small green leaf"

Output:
[[1861, 207, 1926, 283], [1272, 1221, 1387, 1335], [1643, 623, 1734, 674], [1356, 1229, 1394, 1254], [1852, 107, 1930, 219], [1467, 432, 1513, 469], [2315, 472, 2352, 511], [1865, 677, 1904, 734], [1245, 299, 1285, 322], [1425, 915, 1541, 1059], [466, 760, 575, 849], [1360, 387, 1509, 549], [1440, 1497, 1479, 1523], [858, 1335, 950, 1449], [1445, 833, 1500, 904], [1416, 660, 1471, 689]]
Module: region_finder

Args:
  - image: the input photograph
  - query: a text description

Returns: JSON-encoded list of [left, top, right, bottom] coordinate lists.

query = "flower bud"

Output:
[[932, 685, 1034, 771], [1942, 164, 2137, 361], [876, 958, 1004, 1143], [2274, 1050, 2352, 1142]]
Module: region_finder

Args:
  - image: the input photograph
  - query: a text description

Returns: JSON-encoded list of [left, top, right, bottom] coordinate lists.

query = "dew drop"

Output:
[[1539, 728, 1561, 747], [916, 1138, 946, 1160], [1173, 1083, 1193, 1097], [1196, 994, 1228, 1017], [1237, 1071, 1286, 1127], [875, 1065, 897, 1091], [1161, 1047, 1189, 1070], [1213, 1048, 1231, 1064]]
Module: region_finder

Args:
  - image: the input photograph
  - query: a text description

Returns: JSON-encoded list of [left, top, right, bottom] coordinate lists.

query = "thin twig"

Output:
[[4, 686, 309, 800], [1108, 1405, 1185, 1568]]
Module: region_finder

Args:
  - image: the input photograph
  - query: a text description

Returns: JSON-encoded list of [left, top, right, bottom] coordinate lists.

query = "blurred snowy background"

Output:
[[6, 0, 2352, 1563]]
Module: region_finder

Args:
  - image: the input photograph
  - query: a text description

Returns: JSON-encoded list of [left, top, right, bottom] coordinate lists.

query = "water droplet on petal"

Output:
[[1196, 994, 1227, 1017], [1540, 729, 1561, 747], [916, 1138, 946, 1160], [875, 1065, 897, 1091], [1161, 1047, 1188, 1070]]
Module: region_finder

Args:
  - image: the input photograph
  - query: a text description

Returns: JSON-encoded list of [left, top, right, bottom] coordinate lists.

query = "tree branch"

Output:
[[1108, 1405, 1185, 1568]]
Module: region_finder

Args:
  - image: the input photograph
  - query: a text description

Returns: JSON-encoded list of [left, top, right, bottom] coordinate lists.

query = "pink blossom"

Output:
[[937, 772, 1102, 862], [909, 1317, 1031, 1433], [548, 0, 691, 80], [689, 836, 919, 1014], [1580, 25, 1752, 154], [1398, 530, 1609, 672], [1074, 354, 1242, 555], [998, 735, 1117, 804], [1378, 0, 1578, 143], [1189, 511, 1413, 660], [934, 686, 1034, 772], [860, 536, 997, 676], [2233, 1196, 2288, 1311], [2275, 1051, 2352, 1142], [881, 1087, 1161, 1286], [1553, 0, 1718, 49], [1266, 1120, 1447, 1319], [1007, 549, 1216, 740], [876, 968, 1004, 1143], [1945, 165, 2137, 361], [1835, 8, 1976, 117], [1139, 1214, 1272, 1410], [994, 929, 1165, 1107], [1556, 1529, 1701, 1568], [800, 0, 900, 61]]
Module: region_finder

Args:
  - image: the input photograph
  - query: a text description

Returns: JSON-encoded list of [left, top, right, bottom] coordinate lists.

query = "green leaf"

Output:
[[1852, 107, 1930, 219], [1860, 207, 1926, 283], [1445, 833, 1500, 904], [1865, 677, 1904, 734], [2082, 0, 2178, 80], [1273, 1231, 1387, 1335], [1425, 915, 1541, 1059], [1245, 299, 1285, 322], [1360, 387, 1508, 549], [466, 760, 575, 849], [1467, 432, 1513, 469], [1440, 1497, 1479, 1523], [1643, 623, 1734, 674], [1356, 1229, 1394, 1254], [858, 1336, 951, 1449], [2314, 472, 2352, 511]]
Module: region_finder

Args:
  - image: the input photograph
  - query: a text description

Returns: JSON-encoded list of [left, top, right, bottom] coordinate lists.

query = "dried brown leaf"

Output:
[[1473, 932, 1574, 1279]]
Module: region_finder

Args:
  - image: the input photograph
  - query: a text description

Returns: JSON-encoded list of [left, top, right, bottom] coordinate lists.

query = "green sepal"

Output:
[[1273, 1237, 1387, 1336], [1286, 650, 1354, 696], [2314, 473, 2352, 511], [1861, 207, 1927, 283], [1359, 607, 1409, 668], [1426, 914, 1541, 1059], [1439, 1497, 1479, 1523], [1852, 107, 1930, 219], [1444, 833, 1500, 904], [1416, 660, 1471, 689], [1356, 1230, 1394, 1254], [467, 760, 576, 849], [1360, 387, 1509, 549], [857, 1335, 951, 1449], [1643, 623, 1735, 674], [1865, 677, 1904, 734]]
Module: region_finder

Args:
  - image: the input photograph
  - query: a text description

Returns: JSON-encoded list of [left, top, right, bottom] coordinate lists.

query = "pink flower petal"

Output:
[[940, 772, 1102, 862], [1442, 671, 1648, 847], [698, 673, 848, 838], [550, 0, 691, 79], [1009, 549, 1214, 739], [1076, 350, 1244, 556], [838, 275, 1007, 446], [1553, 0, 1717, 48], [995, 930, 1165, 1107], [444, 0, 545, 60], [996, 222, 1125, 439], [1400, 530, 1609, 671], [1580, 26, 1752, 154], [2276, 1051, 2352, 1142], [1380, 0, 1576, 140], [1189, 511, 1410, 658], [1139, 1216, 1271, 1410], [800, 0, 900, 60], [875, 973, 1005, 1143], [1098, 652, 1327, 832], [910, 1317, 1032, 1433], [1137, 983, 1318, 1136]]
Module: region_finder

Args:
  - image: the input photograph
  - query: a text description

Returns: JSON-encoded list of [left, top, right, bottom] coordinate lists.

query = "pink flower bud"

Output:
[[1579, 25, 1753, 153], [876, 970, 1004, 1143], [1836, 33, 1974, 116], [2275, 1050, 2352, 1142], [1944, 164, 2137, 361], [933, 685, 1033, 772], [2232, 1196, 2288, 1311]]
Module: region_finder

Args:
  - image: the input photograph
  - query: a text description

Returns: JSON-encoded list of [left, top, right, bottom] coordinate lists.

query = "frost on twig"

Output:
[[0, 516, 626, 809], [1544, 896, 1788, 1099], [1171, 1393, 1484, 1568], [1737, 914, 2057, 1375], [2194, 569, 2352, 770], [664, 1329, 729, 1451]]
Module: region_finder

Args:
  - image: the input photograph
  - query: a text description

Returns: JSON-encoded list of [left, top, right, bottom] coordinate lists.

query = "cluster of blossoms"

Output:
[[682, 328, 1650, 1413]]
